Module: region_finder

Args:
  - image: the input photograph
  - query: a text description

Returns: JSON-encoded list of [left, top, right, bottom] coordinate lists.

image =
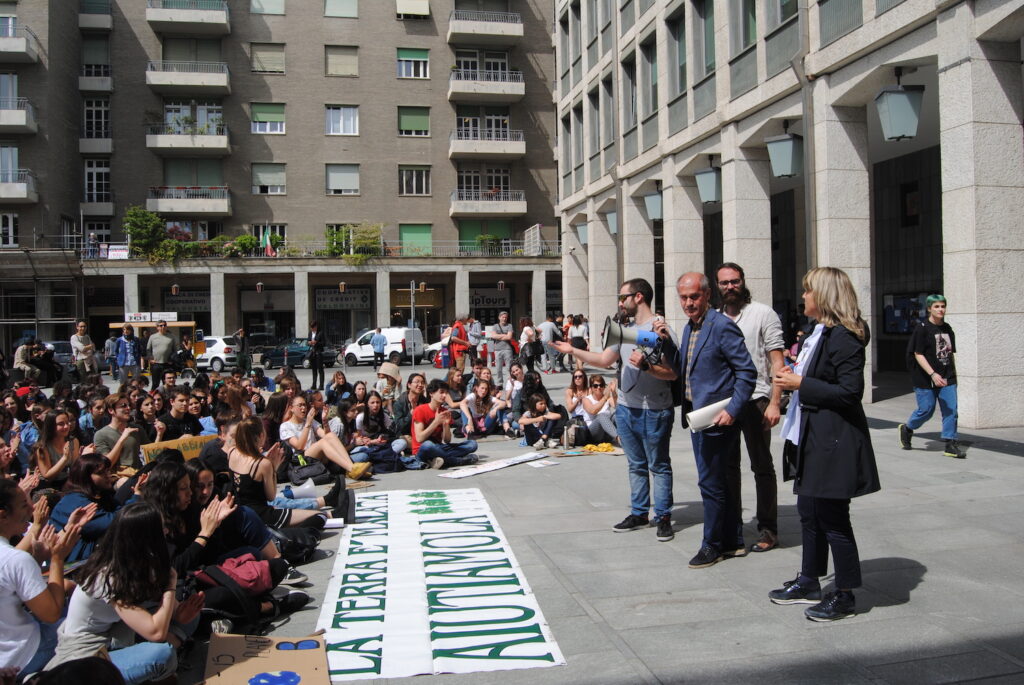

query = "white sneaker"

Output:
[[547, 439, 560, 449], [533, 438, 547, 450]]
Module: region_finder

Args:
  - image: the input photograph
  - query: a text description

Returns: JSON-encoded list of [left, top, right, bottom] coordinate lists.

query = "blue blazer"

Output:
[[677, 308, 757, 428]]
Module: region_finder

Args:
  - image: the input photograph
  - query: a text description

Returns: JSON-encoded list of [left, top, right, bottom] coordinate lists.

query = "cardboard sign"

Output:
[[141, 433, 217, 463], [204, 633, 330, 684]]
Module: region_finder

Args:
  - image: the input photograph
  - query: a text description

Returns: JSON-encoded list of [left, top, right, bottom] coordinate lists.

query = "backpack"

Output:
[[268, 525, 322, 565], [287, 452, 331, 485], [564, 416, 591, 447]]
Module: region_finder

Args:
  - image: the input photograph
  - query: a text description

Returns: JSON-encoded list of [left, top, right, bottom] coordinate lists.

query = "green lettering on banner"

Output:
[[414, 491, 446, 498], [342, 571, 386, 584], [347, 539, 388, 555], [428, 587, 526, 609], [410, 497, 450, 507], [412, 507, 455, 514], [345, 559, 387, 572], [420, 515, 495, 533], [421, 535, 502, 549], [332, 611, 385, 627], [426, 561, 516, 581], [422, 549, 505, 566], [431, 623, 555, 662], [335, 597, 386, 613], [327, 635, 384, 675], [429, 604, 536, 626], [338, 584, 386, 598]]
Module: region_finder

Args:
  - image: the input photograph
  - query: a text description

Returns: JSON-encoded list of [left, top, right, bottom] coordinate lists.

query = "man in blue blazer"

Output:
[[675, 272, 757, 569]]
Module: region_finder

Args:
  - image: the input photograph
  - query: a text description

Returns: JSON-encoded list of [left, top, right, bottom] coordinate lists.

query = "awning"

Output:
[[396, 0, 429, 16]]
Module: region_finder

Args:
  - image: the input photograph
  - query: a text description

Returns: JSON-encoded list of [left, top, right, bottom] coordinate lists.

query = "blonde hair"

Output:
[[802, 267, 867, 341]]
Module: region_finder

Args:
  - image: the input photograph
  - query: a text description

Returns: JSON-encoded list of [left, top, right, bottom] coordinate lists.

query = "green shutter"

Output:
[[164, 159, 192, 186], [457, 220, 482, 243], [397, 48, 428, 60], [196, 159, 223, 185], [82, 37, 110, 65], [399, 224, 432, 255], [251, 103, 285, 122], [485, 219, 512, 239], [398, 106, 429, 132]]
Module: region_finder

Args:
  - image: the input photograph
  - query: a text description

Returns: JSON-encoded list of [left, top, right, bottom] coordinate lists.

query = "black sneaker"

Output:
[[944, 440, 967, 459], [325, 475, 344, 508], [898, 423, 913, 450], [273, 590, 312, 617], [279, 565, 308, 587], [655, 516, 674, 542], [769, 575, 822, 605], [612, 514, 649, 532], [805, 591, 856, 621], [688, 545, 723, 569]]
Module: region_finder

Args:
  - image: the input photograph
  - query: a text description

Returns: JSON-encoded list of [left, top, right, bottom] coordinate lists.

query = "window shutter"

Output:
[[325, 46, 358, 76], [398, 106, 430, 131], [252, 163, 286, 186], [324, 0, 357, 17], [82, 37, 110, 65], [164, 159, 193, 186], [196, 159, 223, 185], [397, 48, 428, 60], [326, 164, 359, 191], [251, 43, 285, 72], [251, 103, 286, 122]]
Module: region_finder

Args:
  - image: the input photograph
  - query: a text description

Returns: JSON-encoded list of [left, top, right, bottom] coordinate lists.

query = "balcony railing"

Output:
[[451, 128, 524, 142], [147, 0, 229, 11], [0, 169, 35, 186], [81, 64, 111, 77], [0, 25, 39, 42], [148, 185, 228, 199], [0, 97, 33, 115], [450, 69, 523, 83], [82, 126, 112, 139], [450, 10, 522, 24], [451, 189, 525, 202], [145, 122, 227, 135], [147, 60, 229, 74], [80, 0, 112, 14], [83, 191, 113, 203]]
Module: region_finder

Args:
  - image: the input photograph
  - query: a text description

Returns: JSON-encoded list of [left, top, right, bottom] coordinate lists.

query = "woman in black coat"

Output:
[[769, 266, 880, 622]]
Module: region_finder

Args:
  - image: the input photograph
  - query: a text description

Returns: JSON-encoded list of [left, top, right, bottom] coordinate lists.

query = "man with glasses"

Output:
[[146, 320, 176, 391], [716, 263, 785, 553], [94, 393, 147, 476], [553, 278, 679, 543]]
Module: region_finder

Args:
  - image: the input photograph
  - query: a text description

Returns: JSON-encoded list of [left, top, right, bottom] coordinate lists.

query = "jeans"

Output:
[[21, 614, 62, 678], [417, 440, 478, 467], [798, 495, 862, 589], [544, 343, 562, 371], [350, 439, 407, 463], [492, 348, 513, 387], [270, 494, 320, 510], [616, 405, 674, 520], [691, 425, 744, 552], [728, 397, 778, 534], [524, 419, 558, 444], [106, 355, 118, 376], [466, 413, 499, 438], [906, 384, 958, 440], [109, 641, 176, 684]]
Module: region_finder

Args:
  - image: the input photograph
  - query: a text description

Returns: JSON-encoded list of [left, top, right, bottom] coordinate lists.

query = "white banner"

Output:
[[317, 488, 565, 681]]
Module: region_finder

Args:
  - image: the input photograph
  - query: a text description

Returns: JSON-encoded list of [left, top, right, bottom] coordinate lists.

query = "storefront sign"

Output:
[[315, 287, 372, 310], [392, 289, 443, 308], [164, 292, 211, 313], [125, 312, 151, 322], [241, 290, 294, 312], [470, 288, 510, 309], [151, 311, 179, 322]]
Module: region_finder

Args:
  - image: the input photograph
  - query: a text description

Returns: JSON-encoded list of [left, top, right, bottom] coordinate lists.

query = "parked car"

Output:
[[43, 341, 74, 372], [261, 338, 341, 370], [246, 333, 279, 352], [194, 336, 239, 372], [343, 327, 425, 366]]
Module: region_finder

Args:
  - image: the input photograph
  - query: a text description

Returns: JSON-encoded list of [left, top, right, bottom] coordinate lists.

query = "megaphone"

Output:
[[291, 478, 318, 500], [601, 316, 661, 349]]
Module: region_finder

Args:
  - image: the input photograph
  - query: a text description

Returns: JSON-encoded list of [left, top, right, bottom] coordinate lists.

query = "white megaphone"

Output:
[[601, 316, 661, 349], [291, 478, 318, 500]]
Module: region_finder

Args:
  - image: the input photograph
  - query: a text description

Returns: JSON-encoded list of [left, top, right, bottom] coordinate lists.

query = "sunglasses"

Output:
[[617, 293, 636, 302], [591, 383, 606, 388]]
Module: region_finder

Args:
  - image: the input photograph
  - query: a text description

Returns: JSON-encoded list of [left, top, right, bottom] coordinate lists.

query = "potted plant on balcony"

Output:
[[228, 233, 259, 257], [476, 233, 499, 255]]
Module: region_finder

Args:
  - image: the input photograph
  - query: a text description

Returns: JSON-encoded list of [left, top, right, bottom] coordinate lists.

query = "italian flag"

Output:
[[261, 230, 277, 257]]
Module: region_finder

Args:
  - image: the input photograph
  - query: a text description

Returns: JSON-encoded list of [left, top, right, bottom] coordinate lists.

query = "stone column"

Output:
[[374, 270, 390, 328], [294, 271, 309, 335], [35, 281, 54, 341], [720, 122, 773, 303], [455, 269, 470, 318], [621, 193, 654, 285], [209, 272, 225, 335], [123, 273, 140, 315], [938, 5, 1024, 427], [812, 79, 872, 401], [562, 221, 589, 317], [588, 216, 618, 337], [531, 269, 547, 325], [662, 179, 706, 332]]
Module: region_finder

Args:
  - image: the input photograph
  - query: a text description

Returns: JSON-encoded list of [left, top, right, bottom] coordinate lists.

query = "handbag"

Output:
[[194, 553, 273, 596], [565, 416, 591, 447], [287, 452, 331, 485]]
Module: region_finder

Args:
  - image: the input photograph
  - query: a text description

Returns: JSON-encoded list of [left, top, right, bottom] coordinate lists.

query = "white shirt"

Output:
[[721, 301, 785, 400], [0, 536, 46, 671], [780, 324, 825, 446], [582, 392, 612, 427], [280, 419, 321, 452]]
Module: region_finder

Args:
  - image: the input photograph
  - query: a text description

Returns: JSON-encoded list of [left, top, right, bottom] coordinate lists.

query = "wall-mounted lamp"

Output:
[[875, 67, 924, 141], [170, 283, 180, 296], [338, 281, 346, 293], [643, 180, 663, 220], [694, 155, 722, 204], [256, 281, 264, 294], [766, 120, 804, 178], [497, 280, 505, 291]]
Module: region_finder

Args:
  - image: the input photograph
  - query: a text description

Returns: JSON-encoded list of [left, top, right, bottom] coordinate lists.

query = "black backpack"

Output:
[[268, 525, 322, 565]]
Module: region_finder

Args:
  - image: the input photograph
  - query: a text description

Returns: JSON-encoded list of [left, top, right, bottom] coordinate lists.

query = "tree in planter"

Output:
[[476, 233, 500, 255], [123, 206, 168, 262], [324, 222, 383, 264]]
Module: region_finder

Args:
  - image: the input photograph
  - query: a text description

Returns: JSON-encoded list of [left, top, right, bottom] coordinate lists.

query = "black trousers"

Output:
[[726, 397, 779, 534], [310, 356, 324, 390], [150, 362, 167, 389], [798, 494, 862, 589]]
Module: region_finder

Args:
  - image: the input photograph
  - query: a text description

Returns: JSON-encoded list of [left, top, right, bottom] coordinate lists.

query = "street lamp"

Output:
[[338, 281, 346, 293], [256, 281, 264, 294], [694, 155, 721, 204], [765, 120, 804, 178], [875, 67, 925, 141]]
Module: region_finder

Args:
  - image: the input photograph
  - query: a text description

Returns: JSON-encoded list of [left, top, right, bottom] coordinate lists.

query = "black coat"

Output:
[[783, 325, 880, 499]]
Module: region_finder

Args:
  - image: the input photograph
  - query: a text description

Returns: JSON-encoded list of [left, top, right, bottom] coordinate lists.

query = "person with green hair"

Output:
[[899, 294, 966, 459]]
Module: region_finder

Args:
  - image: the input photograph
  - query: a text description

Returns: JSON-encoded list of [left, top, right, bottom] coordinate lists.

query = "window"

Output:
[[163, 159, 223, 186], [397, 48, 429, 79], [251, 43, 285, 73], [251, 0, 284, 14], [667, 14, 687, 96], [252, 163, 286, 194], [0, 213, 17, 247], [570, 2, 582, 62], [250, 103, 285, 134], [398, 224, 432, 254], [572, 105, 584, 167], [83, 98, 110, 139], [640, 38, 658, 115], [165, 37, 221, 62], [82, 36, 110, 73], [324, 0, 357, 17], [84, 159, 110, 203], [457, 166, 481, 192], [622, 55, 637, 129], [485, 167, 511, 192], [253, 223, 286, 241], [694, 0, 715, 77], [325, 46, 358, 77], [767, 0, 797, 29], [730, 0, 756, 54], [399, 165, 430, 196], [398, 106, 430, 136], [85, 220, 111, 242], [326, 164, 359, 195], [164, 100, 223, 133], [325, 105, 358, 135], [588, 91, 600, 156], [165, 220, 221, 241], [601, 76, 615, 145]]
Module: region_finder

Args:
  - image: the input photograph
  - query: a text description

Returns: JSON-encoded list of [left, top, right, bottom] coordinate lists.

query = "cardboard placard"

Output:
[[140, 434, 217, 463], [204, 633, 330, 684]]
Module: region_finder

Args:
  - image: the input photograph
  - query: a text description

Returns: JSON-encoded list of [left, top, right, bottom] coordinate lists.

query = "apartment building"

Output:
[[0, 0, 559, 352], [554, 0, 1024, 428]]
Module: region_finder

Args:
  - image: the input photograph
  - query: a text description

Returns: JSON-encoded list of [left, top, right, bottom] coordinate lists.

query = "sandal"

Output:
[[750, 530, 778, 553]]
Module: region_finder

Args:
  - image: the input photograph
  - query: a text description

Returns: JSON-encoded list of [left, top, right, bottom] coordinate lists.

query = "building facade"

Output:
[[554, 0, 1024, 428], [0, 0, 559, 353]]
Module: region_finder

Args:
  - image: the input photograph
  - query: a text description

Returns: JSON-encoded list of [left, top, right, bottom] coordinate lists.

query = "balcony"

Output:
[[145, 122, 230, 157], [146, 60, 230, 95], [448, 128, 525, 160], [0, 98, 37, 134], [146, 0, 230, 36], [80, 127, 113, 154], [79, 64, 113, 92], [447, 10, 523, 47], [79, 1, 113, 30], [81, 192, 114, 216], [0, 27, 40, 63], [449, 189, 526, 218], [448, 69, 525, 104], [147, 186, 231, 216], [0, 170, 38, 204]]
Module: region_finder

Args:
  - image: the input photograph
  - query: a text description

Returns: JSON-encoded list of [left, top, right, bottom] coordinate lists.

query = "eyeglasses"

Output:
[[115, 403, 131, 409], [617, 293, 636, 302], [591, 382, 606, 388], [718, 279, 742, 287], [573, 375, 585, 379]]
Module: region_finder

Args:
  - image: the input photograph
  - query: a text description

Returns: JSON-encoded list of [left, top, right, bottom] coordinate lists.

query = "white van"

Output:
[[343, 327, 425, 366]]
